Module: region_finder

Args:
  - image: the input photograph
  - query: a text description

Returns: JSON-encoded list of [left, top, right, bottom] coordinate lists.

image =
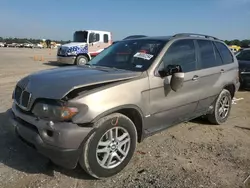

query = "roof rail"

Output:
[[172, 33, 219, 40]]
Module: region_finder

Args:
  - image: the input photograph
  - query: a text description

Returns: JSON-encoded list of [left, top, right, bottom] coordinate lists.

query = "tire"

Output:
[[79, 113, 137, 179], [207, 89, 232, 125], [76, 55, 88, 66]]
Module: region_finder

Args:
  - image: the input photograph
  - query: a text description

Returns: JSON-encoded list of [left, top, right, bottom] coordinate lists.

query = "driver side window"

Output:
[[162, 39, 197, 72], [89, 33, 100, 43]]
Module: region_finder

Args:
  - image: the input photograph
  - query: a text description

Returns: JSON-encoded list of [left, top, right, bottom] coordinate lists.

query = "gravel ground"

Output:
[[0, 48, 250, 188]]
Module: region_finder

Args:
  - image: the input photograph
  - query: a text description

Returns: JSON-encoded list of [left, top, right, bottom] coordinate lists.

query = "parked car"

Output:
[[0, 42, 4, 47], [8, 43, 18, 47], [236, 48, 250, 89], [4, 43, 11, 47], [33, 44, 43, 49], [9, 33, 240, 179], [15, 44, 21, 48], [230, 47, 238, 54], [18, 43, 24, 48], [23, 43, 34, 48]]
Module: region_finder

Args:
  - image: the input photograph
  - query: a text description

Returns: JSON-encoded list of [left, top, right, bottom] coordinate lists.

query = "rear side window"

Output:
[[213, 43, 223, 66], [104, 34, 109, 43], [214, 42, 234, 64], [162, 39, 196, 72], [197, 40, 222, 69]]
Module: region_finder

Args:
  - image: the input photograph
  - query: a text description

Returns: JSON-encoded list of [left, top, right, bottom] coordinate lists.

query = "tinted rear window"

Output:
[[214, 42, 234, 64]]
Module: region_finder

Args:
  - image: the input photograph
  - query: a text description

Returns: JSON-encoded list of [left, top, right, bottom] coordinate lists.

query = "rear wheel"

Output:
[[79, 113, 137, 179], [207, 89, 232, 125], [76, 55, 88, 66]]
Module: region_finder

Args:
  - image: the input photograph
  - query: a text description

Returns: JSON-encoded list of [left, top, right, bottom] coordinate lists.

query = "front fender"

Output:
[[91, 104, 145, 123]]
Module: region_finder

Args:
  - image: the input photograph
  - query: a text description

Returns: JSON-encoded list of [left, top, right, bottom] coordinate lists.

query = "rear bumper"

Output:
[[57, 56, 76, 65]]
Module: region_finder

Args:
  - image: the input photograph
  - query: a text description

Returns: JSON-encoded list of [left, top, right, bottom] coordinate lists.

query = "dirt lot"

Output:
[[0, 48, 250, 188]]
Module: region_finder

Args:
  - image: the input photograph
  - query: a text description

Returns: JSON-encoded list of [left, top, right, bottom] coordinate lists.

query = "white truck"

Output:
[[57, 30, 112, 65]]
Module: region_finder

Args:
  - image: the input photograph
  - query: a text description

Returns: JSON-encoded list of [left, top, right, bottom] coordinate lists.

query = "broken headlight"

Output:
[[32, 101, 79, 121]]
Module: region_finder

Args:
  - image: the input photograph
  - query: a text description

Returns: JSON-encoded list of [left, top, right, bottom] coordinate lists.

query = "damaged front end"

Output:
[[11, 65, 143, 127]]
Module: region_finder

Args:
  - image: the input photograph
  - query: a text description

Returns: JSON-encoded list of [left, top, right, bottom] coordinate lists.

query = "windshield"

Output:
[[88, 39, 166, 71], [73, 31, 88, 42], [236, 49, 250, 61]]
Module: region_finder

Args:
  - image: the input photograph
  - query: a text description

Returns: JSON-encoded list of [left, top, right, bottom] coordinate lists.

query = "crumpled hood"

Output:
[[21, 66, 142, 99], [61, 42, 87, 48]]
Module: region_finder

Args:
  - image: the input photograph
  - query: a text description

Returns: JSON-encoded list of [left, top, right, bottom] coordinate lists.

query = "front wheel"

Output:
[[207, 89, 232, 125], [76, 55, 88, 66], [79, 113, 137, 179]]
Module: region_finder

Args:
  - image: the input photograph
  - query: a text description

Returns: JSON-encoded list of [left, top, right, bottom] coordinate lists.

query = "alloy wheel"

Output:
[[218, 95, 230, 119], [96, 127, 131, 169]]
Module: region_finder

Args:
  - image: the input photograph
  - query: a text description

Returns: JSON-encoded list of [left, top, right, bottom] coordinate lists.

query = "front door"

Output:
[[146, 39, 201, 132], [88, 32, 111, 56], [88, 32, 101, 55]]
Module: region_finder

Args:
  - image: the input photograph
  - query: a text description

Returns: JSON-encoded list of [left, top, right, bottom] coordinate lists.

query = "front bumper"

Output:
[[57, 56, 76, 65], [8, 103, 93, 169]]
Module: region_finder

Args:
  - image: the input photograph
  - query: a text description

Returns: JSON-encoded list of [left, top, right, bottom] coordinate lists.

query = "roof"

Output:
[[74, 30, 111, 33], [124, 36, 172, 41], [122, 33, 221, 42]]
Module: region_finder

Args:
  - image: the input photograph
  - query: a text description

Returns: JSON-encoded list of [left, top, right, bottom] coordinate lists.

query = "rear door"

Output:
[[214, 41, 238, 90], [147, 39, 201, 131], [195, 39, 225, 112]]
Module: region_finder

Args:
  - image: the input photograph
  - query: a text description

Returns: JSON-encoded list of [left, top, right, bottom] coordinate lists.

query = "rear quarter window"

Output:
[[214, 41, 234, 64]]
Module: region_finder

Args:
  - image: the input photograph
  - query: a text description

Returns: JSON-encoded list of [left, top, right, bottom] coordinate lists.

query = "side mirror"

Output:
[[170, 70, 184, 92], [158, 64, 182, 77], [158, 64, 184, 91]]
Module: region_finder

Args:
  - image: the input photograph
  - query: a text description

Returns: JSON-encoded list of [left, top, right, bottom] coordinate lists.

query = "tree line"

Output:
[[224, 39, 250, 48], [0, 37, 249, 47], [0, 37, 71, 44]]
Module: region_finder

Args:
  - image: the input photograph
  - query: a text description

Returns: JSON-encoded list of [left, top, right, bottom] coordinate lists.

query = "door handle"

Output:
[[192, 75, 199, 81], [220, 69, 225, 73]]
